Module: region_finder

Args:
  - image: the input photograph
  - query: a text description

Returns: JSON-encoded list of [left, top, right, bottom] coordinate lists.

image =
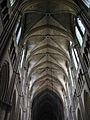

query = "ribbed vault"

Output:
[[19, 0, 79, 116]]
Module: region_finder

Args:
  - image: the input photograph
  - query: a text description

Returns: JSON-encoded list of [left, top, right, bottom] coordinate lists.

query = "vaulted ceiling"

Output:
[[19, 0, 80, 102]]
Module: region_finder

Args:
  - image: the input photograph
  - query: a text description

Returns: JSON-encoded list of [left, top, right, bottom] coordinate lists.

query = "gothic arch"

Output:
[[31, 89, 64, 120], [0, 61, 9, 101], [84, 90, 90, 119]]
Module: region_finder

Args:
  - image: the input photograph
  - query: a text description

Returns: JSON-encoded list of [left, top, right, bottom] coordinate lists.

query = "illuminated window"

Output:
[[71, 48, 80, 70], [77, 18, 85, 35], [75, 26, 83, 46], [16, 27, 22, 44], [15, 22, 19, 33], [82, 0, 90, 8], [69, 67, 74, 86], [20, 49, 25, 68], [72, 49, 78, 70], [74, 48, 80, 63], [15, 17, 22, 44], [10, 0, 16, 6]]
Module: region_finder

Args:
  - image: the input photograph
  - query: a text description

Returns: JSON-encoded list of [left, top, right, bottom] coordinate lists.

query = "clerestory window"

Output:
[[14, 17, 22, 44], [16, 27, 22, 44], [72, 49, 78, 70], [75, 17, 85, 46], [10, 0, 16, 6], [71, 48, 80, 70], [20, 49, 25, 68], [77, 18, 85, 35], [82, 0, 90, 8], [75, 26, 83, 46]]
